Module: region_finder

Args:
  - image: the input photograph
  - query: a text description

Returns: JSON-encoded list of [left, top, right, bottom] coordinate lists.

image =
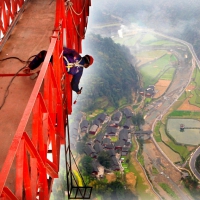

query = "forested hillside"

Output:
[[80, 34, 139, 111]]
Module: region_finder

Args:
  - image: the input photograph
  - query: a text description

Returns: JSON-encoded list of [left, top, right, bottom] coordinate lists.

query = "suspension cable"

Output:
[[69, 7, 86, 39], [65, 0, 87, 39], [69, 0, 86, 16]]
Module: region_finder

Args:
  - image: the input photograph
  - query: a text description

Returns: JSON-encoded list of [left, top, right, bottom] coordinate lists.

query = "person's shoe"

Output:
[[30, 72, 39, 80]]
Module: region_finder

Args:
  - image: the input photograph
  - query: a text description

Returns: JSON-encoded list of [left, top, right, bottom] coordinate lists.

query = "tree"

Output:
[[80, 34, 139, 111], [79, 156, 93, 176], [90, 180, 112, 199], [109, 181, 124, 199], [137, 95, 142, 103], [98, 151, 111, 169], [109, 181, 138, 200], [132, 112, 145, 129]]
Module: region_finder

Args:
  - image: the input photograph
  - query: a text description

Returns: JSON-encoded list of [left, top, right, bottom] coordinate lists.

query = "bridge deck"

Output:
[[0, 0, 55, 189]]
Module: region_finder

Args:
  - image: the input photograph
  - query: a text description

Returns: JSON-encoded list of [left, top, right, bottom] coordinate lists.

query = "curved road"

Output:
[[189, 147, 200, 180], [138, 30, 200, 181]]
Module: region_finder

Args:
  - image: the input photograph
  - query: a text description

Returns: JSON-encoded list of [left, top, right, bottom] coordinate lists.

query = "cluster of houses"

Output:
[[69, 108, 134, 176], [139, 85, 155, 98]]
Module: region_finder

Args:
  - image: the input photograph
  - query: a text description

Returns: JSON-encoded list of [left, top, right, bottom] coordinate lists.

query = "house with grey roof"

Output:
[[123, 118, 132, 129], [93, 119, 100, 127], [112, 111, 122, 121], [104, 143, 114, 150], [114, 139, 125, 150], [80, 119, 89, 132], [148, 85, 155, 90], [94, 133, 104, 143], [97, 113, 107, 123], [139, 88, 145, 95], [125, 139, 131, 147], [110, 156, 120, 171], [121, 146, 130, 156], [84, 145, 97, 158], [89, 124, 99, 135], [106, 126, 117, 136], [91, 160, 99, 175], [102, 138, 111, 147], [145, 87, 155, 97], [93, 142, 103, 154], [119, 129, 129, 141], [123, 108, 133, 118]]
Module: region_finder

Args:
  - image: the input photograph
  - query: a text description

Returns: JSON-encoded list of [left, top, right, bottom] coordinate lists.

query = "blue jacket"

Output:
[[28, 48, 84, 92], [63, 47, 84, 92]]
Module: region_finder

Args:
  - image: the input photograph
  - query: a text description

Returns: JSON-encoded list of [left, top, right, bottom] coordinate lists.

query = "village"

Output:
[[68, 105, 152, 179], [69, 108, 133, 178]]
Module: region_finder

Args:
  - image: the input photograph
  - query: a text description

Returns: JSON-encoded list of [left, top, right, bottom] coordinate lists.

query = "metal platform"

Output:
[[0, 0, 55, 190]]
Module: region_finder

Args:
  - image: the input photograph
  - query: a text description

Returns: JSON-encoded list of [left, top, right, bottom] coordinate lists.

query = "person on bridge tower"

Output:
[[23, 47, 94, 94]]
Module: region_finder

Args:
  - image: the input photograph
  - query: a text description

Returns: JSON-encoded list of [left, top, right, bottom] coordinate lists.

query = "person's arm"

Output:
[[71, 69, 83, 93]]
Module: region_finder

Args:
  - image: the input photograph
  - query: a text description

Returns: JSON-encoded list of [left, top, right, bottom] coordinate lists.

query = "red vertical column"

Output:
[[66, 7, 73, 48], [80, 0, 85, 39]]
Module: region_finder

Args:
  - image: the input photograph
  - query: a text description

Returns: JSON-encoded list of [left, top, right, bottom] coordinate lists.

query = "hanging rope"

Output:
[[69, 0, 86, 16], [0, 56, 30, 64], [0, 55, 36, 110]]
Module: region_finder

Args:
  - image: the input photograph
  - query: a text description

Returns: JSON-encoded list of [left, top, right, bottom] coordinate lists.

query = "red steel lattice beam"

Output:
[[0, 0, 92, 199]]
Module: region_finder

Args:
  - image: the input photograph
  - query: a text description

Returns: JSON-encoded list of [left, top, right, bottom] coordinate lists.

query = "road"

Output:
[[134, 30, 196, 199], [189, 147, 200, 180], [140, 30, 200, 182]]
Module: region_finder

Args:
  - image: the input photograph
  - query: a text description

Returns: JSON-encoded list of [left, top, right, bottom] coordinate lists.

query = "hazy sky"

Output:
[[87, 0, 200, 37]]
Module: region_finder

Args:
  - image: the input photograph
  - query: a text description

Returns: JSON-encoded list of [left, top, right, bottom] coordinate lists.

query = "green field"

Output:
[[139, 54, 176, 87], [154, 121, 162, 142], [188, 67, 200, 107], [169, 110, 200, 118], [160, 67, 175, 80]]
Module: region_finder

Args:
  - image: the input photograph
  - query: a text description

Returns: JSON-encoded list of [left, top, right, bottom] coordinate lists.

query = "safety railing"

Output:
[[0, 0, 92, 199], [0, 29, 65, 200]]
